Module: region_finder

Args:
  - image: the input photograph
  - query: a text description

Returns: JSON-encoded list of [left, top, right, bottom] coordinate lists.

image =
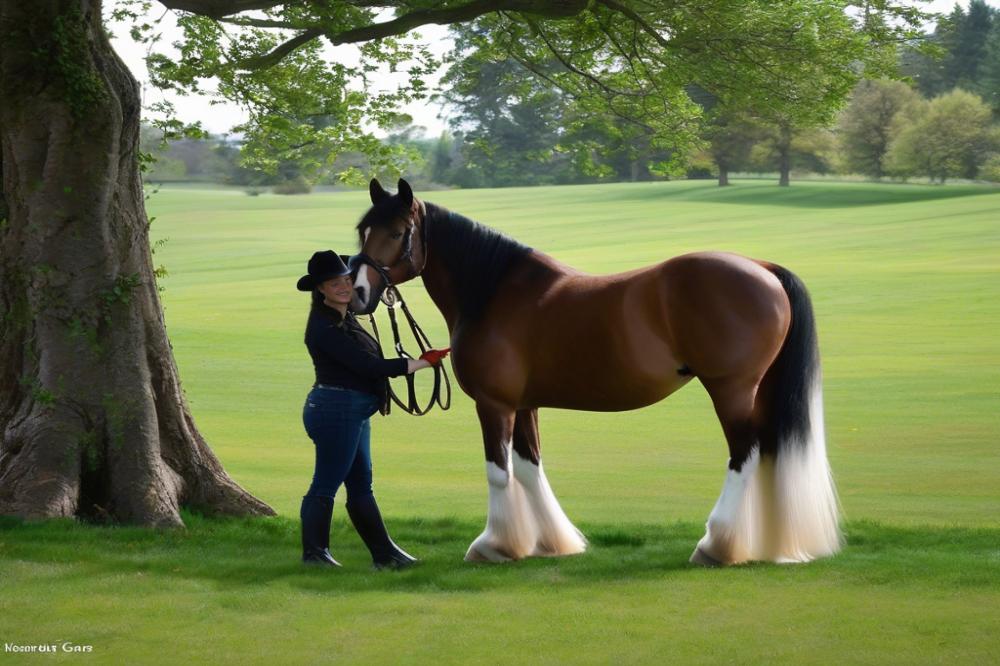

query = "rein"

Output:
[[352, 255, 451, 416]]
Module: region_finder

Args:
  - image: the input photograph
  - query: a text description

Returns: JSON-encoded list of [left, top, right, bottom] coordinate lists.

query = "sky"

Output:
[[106, 0, 997, 139]]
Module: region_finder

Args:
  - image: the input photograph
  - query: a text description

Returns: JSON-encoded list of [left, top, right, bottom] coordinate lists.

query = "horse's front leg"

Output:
[[464, 401, 538, 562], [511, 409, 587, 557]]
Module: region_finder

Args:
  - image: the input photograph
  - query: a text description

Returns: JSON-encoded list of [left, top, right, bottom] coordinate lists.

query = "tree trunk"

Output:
[[718, 164, 730, 186], [777, 122, 792, 187], [0, 0, 275, 527]]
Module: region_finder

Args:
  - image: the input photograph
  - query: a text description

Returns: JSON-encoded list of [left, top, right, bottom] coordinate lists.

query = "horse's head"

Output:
[[350, 177, 427, 314]]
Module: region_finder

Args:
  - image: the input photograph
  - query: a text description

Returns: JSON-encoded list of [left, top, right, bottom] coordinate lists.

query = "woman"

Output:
[[295, 250, 449, 569]]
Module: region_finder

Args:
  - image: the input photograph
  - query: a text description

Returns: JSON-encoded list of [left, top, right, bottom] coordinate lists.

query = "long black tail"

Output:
[[759, 264, 821, 457], [756, 263, 842, 562]]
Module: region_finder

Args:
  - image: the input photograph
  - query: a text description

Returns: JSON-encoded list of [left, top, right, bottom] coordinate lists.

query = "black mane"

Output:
[[422, 203, 533, 322], [356, 198, 533, 322]]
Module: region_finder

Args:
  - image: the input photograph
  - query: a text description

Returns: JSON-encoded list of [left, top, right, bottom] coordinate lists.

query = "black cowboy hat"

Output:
[[296, 250, 353, 291]]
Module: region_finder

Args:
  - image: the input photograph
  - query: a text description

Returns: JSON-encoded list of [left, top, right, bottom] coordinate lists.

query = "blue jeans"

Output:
[[302, 386, 380, 499]]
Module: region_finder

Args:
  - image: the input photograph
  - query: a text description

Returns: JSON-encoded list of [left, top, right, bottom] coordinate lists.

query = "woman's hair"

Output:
[[310, 288, 344, 325]]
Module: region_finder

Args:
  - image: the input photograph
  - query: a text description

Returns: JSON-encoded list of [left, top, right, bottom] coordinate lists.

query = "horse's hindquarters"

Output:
[[691, 261, 842, 566], [662, 252, 792, 382]]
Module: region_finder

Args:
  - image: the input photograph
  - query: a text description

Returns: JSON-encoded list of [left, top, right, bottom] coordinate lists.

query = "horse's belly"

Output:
[[523, 277, 694, 411], [524, 356, 694, 412], [528, 377, 692, 412]]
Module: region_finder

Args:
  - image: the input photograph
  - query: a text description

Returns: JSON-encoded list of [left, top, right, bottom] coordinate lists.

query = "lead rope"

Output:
[[364, 285, 451, 416]]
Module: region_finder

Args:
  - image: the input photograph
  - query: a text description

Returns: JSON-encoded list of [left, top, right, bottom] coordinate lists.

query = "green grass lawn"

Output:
[[2, 180, 999, 663]]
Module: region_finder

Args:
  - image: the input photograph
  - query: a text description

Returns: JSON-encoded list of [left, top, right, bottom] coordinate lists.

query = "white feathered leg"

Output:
[[512, 452, 586, 556], [692, 449, 766, 565], [465, 440, 538, 562]]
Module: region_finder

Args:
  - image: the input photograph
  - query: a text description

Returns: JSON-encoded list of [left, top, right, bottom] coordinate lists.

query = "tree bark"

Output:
[[0, 0, 275, 526], [777, 122, 792, 187], [718, 164, 730, 186]]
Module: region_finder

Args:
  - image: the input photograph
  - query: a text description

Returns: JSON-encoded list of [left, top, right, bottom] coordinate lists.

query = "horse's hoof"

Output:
[[532, 542, 587, 558], [464, 546, 489, 563], [531, 545, 559, 558], [689, 546, 724, 567], [464, 541, 512, 563]]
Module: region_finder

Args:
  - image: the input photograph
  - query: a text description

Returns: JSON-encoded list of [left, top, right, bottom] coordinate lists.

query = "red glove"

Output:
[[420, 347, 451, 366]]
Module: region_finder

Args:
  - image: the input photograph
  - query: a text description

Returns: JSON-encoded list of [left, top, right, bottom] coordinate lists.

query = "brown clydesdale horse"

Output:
[[349, 178, 842, 566]]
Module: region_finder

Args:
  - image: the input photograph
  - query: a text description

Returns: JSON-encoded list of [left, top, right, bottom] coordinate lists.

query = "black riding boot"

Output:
[[346, 494, 418, 570], [300, 494, 341, 567]]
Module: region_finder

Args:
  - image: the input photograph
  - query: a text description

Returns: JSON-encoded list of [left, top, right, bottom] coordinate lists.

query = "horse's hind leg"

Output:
[[464, 401, 538, 562], [511, 409, 587, 557], [691, 376, 771, 566]]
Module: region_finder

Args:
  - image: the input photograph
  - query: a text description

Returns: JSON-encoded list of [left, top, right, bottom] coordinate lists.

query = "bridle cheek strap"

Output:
[[405, 199, 428, 279]]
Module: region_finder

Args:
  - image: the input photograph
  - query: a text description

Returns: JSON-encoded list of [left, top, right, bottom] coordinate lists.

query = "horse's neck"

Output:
[[420, 249, 460, 331], [418, 205, 569, 330], [420, 243, 563, 334]]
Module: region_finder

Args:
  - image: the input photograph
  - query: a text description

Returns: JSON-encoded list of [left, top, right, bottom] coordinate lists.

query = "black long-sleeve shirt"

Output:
[[304, 303, 409, 410]]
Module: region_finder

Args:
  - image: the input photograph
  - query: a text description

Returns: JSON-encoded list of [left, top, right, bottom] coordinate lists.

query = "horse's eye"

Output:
[[390, 232, 403, 240]]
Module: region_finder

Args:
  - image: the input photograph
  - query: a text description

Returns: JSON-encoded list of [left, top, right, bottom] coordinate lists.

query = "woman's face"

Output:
[[318, 275, 353, 306]]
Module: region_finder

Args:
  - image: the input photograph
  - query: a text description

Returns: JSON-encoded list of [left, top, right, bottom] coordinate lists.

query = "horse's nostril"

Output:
[[355, 286, 366, 302]]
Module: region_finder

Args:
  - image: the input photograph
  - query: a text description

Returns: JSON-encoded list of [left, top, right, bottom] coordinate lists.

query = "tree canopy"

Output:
[[902, 0, 1000, 112], [116, 0, 928, 184], [837, 78, 921, 179], [886, 88, 999, 182]]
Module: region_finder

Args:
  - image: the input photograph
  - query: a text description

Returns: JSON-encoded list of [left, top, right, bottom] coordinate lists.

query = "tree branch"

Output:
[[156, 0, 286, 19], [507, 51, 657, 135], [522, 17, 644, 100], [325, 0, 587, 46], [237, 28, 324, 70], [594, 0, 672, 51], [217, 16, 300, 29], [342, 0, 412, 7], [227, 0, 591, 71]]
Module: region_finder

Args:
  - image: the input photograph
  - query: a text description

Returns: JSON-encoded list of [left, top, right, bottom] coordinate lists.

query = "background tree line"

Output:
[[142, 1, 1000, 192]]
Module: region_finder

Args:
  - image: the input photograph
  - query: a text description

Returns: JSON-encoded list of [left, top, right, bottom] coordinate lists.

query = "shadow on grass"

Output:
[[584, 180, 999, 209], [1, 512, 998, 593]]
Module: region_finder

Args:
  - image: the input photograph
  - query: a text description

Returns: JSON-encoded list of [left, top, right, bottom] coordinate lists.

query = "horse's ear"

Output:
[[369, 178, 389, 204], [397, 178, 414, 208]]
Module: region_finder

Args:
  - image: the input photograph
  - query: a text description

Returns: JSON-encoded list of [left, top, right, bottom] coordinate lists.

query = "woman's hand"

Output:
[[419, 347, 451, 366], [404, 348, 450, 374]]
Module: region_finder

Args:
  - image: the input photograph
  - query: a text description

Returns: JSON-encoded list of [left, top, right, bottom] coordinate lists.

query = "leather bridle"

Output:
[[350, 202, 451, 416]]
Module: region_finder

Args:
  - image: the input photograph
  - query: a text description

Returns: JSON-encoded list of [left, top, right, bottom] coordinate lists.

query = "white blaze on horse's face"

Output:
[[351, 264, 373, 312], [350, 227, 371, 310], [350, 226, 383, 314]]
